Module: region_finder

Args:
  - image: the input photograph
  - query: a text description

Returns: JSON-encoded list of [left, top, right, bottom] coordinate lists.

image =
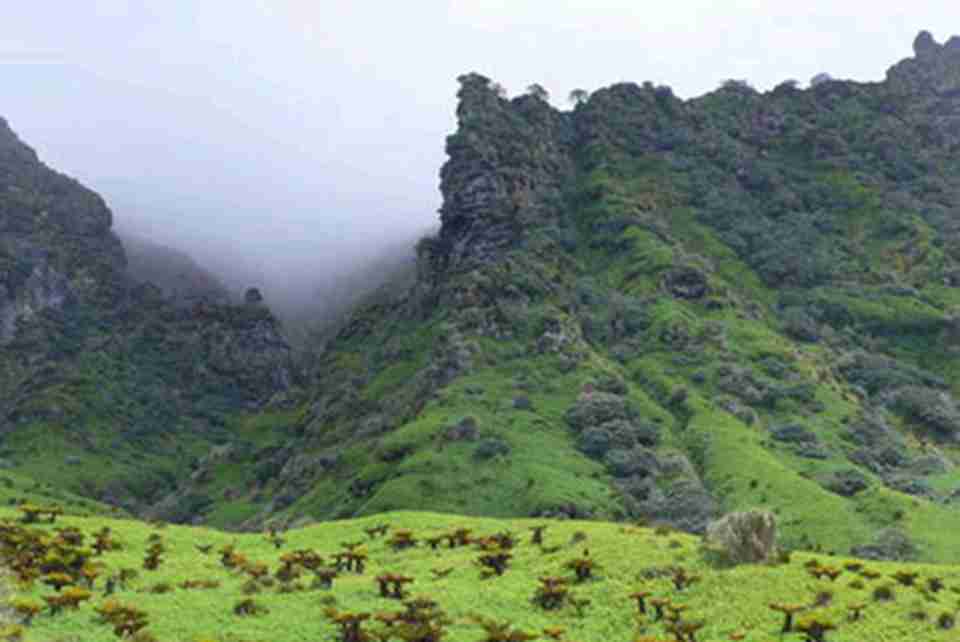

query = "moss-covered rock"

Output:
[[703, 509, 779, 564]]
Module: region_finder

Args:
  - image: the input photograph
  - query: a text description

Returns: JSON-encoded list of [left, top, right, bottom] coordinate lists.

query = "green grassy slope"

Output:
[[237, 48, 960, 563], [7, 34, 960, 572], [4, 509, 960, 642]]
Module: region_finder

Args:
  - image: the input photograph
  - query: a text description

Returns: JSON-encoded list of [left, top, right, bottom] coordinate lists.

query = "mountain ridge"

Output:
[[4, 31, 960, 564], [0, 116, 296, 518], [231, 30, 960, 561]]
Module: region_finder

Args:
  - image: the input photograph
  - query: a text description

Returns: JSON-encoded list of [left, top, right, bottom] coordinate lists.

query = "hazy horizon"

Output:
[[2, 2, 958, 313]]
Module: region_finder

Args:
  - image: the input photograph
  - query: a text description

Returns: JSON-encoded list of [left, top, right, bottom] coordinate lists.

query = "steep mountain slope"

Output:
[[282, 232, 422, 354], [211, 32, 960, 562], [0, 116, 295, 519], [117, 231, 231, 306]]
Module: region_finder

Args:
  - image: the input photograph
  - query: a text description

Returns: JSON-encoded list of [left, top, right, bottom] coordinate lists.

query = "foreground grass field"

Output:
[[2, 508, 960, 642]]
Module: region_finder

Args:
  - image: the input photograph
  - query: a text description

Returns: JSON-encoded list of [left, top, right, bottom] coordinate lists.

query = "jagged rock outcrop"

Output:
[[893, 32, 960, 95], [886, 31, 960, 147], [422, 73, 576, 277], [0, 115, 295, 516], [118, 232, 231, 306], [0, 115, 293, 404], [0, 117, 126, 341]]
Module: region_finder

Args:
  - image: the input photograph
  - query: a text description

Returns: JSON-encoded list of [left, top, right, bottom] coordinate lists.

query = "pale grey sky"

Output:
[[1, 1, 957, 302]]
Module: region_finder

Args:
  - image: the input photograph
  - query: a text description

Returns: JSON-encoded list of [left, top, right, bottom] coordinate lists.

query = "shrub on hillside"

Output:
[[780, 306, 821, 342], [603, 447, 659, 478], [891, 386, 960, 439], [578, 428, 612, 457], [473, 438, 511, 461], [702, 509, 778, 565], [564, 393, 636, 432], [579, 419, 660, 459], [850, 527, 917, 561], [840, 353, 946, 396]]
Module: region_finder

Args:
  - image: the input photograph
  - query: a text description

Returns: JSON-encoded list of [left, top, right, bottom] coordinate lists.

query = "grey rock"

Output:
[[914, 30, 940, 57], [429, 73, 575, 273], [703, 509, 778, 564]]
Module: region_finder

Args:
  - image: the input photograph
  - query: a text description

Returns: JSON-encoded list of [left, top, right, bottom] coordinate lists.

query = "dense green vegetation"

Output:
[[219, 34, 960, 566], [2, 508, 959, 642], [5, 37, 960, 642]]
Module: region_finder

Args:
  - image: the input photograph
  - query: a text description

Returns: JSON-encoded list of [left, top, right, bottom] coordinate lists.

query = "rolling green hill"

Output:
[[2, 508, 959, 642]]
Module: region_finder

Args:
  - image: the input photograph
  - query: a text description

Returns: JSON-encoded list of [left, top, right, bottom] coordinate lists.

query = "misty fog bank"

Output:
[[107, 180, 431, 342], [7, 2, 954, 349]]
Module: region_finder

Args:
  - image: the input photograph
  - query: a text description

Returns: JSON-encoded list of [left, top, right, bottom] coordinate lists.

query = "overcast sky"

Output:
[[1, 1, 958, 302]]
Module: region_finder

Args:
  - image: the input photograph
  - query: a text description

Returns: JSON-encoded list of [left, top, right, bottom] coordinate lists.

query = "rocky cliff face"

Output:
[[118, 232, 231, 307], [421, 73, 576, 277], [889, 31, 960, 98], [0, 115, 295, 516], [0, 117, 126, 340]]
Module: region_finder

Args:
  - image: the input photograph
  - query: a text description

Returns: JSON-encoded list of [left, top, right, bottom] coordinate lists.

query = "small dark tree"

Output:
[[720, 78, 755, 93], [526, 83, 550, 101], [568, 88, 589, 106]]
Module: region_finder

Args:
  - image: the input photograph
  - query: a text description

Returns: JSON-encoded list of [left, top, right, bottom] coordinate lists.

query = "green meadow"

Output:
[[2, 508, 959, 642]]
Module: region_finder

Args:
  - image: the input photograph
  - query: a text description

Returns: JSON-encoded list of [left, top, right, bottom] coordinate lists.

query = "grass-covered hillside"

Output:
[[0, 114, 297, 521], [186, 31, 960, 564], [2, 507, 960, 642], [7, 30, 960, 577]]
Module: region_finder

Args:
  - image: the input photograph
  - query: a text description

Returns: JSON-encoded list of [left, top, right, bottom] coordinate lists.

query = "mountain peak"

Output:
[[913, 30, 939, 57], [913, 30, 960, 57], [887, 30, 960, 98], [421, 74, 574, 281]]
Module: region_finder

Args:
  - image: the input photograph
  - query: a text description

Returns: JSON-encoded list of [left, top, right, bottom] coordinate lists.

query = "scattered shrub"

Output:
[[473, 438, 511, 461]]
